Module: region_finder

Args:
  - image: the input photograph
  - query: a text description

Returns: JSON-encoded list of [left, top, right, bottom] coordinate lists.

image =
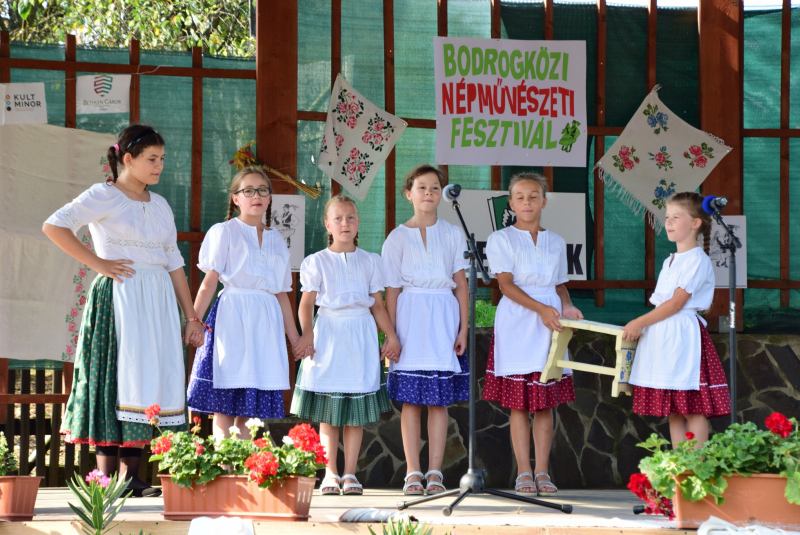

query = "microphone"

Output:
[[702, 195, 728, 214], [442, 184, 462, 204]]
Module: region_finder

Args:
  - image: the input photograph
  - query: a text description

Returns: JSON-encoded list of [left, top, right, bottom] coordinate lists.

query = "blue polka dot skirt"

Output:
[[187, 297, 285, 419], [386, 352, 470, 406]]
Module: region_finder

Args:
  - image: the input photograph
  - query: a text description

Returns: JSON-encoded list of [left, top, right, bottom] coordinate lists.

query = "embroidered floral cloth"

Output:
[[318, 75, 407, 201], [0, 123, 114, 362], [595, 88, 731, 233]]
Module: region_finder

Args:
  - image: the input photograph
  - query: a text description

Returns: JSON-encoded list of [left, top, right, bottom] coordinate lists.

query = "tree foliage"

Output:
[[0, 0, 255, 57]]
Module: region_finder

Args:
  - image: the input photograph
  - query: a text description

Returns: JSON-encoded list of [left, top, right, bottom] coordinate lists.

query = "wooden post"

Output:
[[594, 0, 607, 307], [331, 0, 342, 196], [490, 0, 502, 306], [0, 31, 10, 428], [779, 0, 790, 307], [438, 0, 449, 183], [384, 0, 396, 236], [698, 0, 744, 331], [542, 0, 554, 192], [129, 40, 140, 124], [255, 0, 299, 408], [644, 0, 656, 305]]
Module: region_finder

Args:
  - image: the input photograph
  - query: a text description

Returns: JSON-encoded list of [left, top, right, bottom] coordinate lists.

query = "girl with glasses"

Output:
[[187, 167, 301, 439]]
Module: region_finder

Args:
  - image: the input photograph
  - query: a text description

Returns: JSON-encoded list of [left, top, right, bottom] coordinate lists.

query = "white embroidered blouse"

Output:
[[45, 182, 184, 272], [300, 248, 384, 310]]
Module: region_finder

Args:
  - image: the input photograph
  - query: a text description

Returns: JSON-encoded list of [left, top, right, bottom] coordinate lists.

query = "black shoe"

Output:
[[129, 486, 162, 498]]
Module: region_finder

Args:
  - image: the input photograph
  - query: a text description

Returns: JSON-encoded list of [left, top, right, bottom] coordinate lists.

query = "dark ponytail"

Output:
[[107, 124, 165, 183]]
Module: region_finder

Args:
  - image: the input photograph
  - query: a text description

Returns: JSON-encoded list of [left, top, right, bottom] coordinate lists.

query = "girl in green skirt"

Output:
[[43, 125, 205, 496], [290, 195, 401, 496]]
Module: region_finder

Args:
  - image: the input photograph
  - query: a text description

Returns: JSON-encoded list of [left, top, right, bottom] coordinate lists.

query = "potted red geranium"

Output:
[[629, 412, 800, 529], [147, 406, 326, 521]]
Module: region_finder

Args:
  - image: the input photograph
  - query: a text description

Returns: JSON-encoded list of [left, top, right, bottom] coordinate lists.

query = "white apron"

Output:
[[113, 264, 185, 426], [212, 287, 289, 390], [629, 309, 704, 390], [391, 287, 460, 373], [492, 285, 571, 377], [298, 307, 380, 393]]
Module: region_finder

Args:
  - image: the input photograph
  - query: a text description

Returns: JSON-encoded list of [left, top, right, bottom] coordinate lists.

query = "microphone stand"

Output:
[[711, 210, 742, 426], [396, 196, 572, 516]]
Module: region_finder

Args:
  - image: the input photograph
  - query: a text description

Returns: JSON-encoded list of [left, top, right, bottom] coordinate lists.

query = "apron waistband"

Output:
[[402, 287, 453, 295], [222, 287, 278, 297], [676, 308, 707, 327], [318, 307, 370, 318], [519, 285, 558, 298], [129, 263, 167, 271]]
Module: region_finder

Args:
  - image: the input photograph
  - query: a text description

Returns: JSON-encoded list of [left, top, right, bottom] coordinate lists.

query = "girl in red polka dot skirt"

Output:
[[622, 192, 731, 447], [483, 173, 584, 498]]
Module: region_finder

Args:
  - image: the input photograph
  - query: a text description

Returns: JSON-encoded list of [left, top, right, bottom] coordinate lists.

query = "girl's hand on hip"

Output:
[[95, 258, 136, 283], [539, 305, 564, 332], [622, 320, 643, 341]]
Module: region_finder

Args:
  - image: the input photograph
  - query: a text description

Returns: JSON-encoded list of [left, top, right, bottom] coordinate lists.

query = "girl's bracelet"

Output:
[[186, 317, 212, 333]]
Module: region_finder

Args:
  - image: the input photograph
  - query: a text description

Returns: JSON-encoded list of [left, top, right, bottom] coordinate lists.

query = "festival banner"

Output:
[[434, 37, 587, 167], [76, 74, 131, 114], [437, 190, 587, 281], [1, 83, 48, 125]]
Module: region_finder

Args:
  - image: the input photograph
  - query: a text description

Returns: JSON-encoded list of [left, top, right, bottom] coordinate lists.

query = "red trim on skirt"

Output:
[[482, 333, 575, 413], [632, 321, 731, 418], [61, 430, 150, 448]]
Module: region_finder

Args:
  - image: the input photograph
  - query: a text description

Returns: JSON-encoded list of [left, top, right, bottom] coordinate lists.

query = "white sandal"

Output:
[[319, 474, 341, 496], [535, 472, 558, 496], [342, 474, 363, 496], [424, 470, 446, 495], [403, 471, 425, 496], [515, 472, 537, 496]]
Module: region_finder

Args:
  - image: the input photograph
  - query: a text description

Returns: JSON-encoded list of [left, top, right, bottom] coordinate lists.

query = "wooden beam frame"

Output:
[[644, 0, 656, 305], [331, 0, 342, 196], [594, 0, 607, 307], [779, 0, 791, 306], [384, 0, 396, 236], [542, 0, 554, 191]]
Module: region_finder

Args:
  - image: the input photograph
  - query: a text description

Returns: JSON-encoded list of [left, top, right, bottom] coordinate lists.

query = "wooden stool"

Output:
[[540, 318, 638, 397]]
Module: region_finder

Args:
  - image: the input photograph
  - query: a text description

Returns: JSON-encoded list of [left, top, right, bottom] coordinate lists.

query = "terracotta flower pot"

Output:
[[159, 474, 316, 521], [673, 473, 800, 530], [0, 476, 43, 521]]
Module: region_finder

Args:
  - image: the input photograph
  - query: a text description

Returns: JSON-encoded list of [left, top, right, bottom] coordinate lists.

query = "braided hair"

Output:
[[106, 125, 165, 183], [227, 167, 273, 227]]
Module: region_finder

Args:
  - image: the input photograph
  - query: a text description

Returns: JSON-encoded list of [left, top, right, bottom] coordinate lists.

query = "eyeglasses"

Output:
[[234, 187, 271, 198], [126, 129, 159, 151]]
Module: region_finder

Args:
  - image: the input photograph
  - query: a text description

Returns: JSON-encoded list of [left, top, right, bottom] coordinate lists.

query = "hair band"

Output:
[[113, 143, 120, 152]]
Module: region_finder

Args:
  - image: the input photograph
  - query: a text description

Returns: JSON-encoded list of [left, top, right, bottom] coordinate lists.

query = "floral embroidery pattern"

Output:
[[652, 179, 676, 210], [612, 145, 640, 173], [683, 143, 714, 169], [361, 114, 395, 152], [62, 233, 94, 362], [643, 103, 668, 135], [334, 89, 364, 130], [648, 146, 673, 171], [341, 148, 373, 187]]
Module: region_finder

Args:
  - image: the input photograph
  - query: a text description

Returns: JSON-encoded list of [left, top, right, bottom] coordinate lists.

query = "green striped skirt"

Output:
[[60, 275, 188, 447], [290, 361, 392, 426]]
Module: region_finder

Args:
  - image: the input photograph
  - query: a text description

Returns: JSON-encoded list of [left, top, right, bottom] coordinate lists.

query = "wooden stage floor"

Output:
[[0, 487, 689, 534]]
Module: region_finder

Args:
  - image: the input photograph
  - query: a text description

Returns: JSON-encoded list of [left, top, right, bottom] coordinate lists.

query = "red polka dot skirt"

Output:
[[633, 320, 731, 418], [482, 332, 575, 413]]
